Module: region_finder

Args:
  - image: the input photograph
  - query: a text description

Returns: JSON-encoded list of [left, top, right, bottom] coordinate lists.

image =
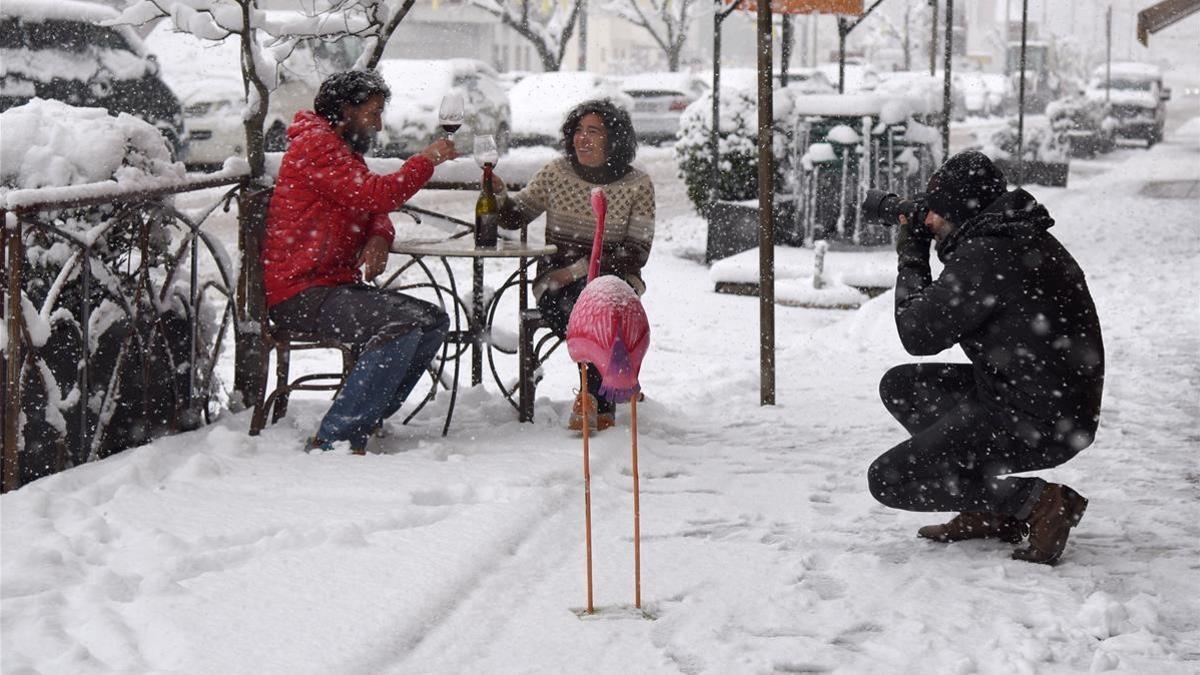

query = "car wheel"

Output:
[[496, 124, 510, 156], [265, 122, 288, 152]]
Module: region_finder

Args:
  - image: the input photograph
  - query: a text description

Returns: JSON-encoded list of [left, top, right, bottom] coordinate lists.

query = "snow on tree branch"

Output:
[[466, 0, 584, 71], [601, 0, 697, 71]]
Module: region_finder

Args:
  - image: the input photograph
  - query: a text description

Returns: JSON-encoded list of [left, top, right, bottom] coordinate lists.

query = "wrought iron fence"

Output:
[[2, 171, 249, 492]]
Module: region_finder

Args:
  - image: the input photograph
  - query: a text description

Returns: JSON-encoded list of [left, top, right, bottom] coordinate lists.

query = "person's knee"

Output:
[[867, 453, 905, 508], [427, 308, 450, 338], [879, 364, 915, 412]]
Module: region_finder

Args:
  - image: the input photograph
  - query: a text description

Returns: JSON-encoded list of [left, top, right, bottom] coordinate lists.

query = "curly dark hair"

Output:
[[560, 98, 638, 174], [313, 70, 391, 124]]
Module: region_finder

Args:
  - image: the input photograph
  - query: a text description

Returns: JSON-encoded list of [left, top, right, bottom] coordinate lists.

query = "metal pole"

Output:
[[709, 1, 724, 212], [837, 18, 847, 93], [757, 0, 774, 406], [781, 15, 792, 87], [1105, 6, 1112, 103], [578, 0, 588, 70], [942, 0, 954, 162], [1016, 0, 1029, 187], [3, 214, 23, 493], [929, 0, 938, 76]]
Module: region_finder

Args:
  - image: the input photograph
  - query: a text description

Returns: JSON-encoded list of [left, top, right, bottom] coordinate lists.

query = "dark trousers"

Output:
[[271, 284, 449, 448], [868, 363, 1080, 519], [538, 278, 614, 414]]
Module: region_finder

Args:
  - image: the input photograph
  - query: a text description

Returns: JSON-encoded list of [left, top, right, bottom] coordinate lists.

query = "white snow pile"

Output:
[[0, 99, 184, 199]]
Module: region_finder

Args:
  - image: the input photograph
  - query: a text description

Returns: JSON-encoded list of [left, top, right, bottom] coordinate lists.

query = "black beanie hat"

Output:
[[925, 150, 1007, 224]]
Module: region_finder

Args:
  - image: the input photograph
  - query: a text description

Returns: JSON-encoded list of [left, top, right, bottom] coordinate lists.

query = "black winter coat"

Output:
[[894, 188, 1105, 449]]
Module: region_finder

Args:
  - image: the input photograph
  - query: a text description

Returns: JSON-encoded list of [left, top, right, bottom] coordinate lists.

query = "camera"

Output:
[[862, 189, 928, 228]]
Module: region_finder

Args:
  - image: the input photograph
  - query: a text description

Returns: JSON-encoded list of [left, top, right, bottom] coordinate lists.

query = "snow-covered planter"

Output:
[[2, 99, 214, 482]]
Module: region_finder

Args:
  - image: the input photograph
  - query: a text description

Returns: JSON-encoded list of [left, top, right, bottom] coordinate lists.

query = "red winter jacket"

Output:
[[262, 110, 434, 307]]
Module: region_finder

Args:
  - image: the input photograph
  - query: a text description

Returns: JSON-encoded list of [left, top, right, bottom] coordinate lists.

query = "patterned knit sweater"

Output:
[[498, 158, 655, 298]]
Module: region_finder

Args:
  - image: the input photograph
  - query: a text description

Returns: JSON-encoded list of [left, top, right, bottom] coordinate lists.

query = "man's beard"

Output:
[[341, 126, 375, 155]]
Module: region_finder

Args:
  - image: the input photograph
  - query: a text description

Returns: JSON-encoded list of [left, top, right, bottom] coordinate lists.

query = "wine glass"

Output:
[[473, 134, 499, 169], [438, 92, 465, 140]]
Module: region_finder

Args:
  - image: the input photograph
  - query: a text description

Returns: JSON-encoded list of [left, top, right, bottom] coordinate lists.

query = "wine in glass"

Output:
[[473, 134, 499, 169], [438, 92, 465, 139]]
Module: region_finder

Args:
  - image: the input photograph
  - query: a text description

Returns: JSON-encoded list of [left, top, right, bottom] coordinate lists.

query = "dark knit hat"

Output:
[[925, 150, 1007, 224]]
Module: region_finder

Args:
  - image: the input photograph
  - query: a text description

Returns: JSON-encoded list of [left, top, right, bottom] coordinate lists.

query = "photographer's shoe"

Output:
[[918, 512, 1025, 544], [1012, 484, 1088, 565]]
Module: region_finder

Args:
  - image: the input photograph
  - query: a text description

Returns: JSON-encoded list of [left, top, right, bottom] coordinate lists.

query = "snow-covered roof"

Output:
[[1, 0, 119, 24], [1091, 61, 1163, 80], [2, 0, 150, 58], [619, 72, 707, 95]]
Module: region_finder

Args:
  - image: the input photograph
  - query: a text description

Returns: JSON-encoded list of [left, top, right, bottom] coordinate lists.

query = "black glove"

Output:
[[896, 216, 933, 267]]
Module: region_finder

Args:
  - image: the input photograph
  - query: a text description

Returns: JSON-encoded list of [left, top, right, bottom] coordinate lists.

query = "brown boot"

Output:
[[1012, 484, 1088, 565], [567, 393, 598, 431], [596, 411, 616, 431], [918, 512, 1025, 544]]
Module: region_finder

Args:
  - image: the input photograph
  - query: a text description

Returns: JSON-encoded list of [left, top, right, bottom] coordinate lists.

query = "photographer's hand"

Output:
[[896, 214, 933, 267]]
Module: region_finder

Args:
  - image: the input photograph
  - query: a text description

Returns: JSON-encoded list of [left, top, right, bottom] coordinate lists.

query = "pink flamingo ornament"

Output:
[[565, 187, 649, 614]]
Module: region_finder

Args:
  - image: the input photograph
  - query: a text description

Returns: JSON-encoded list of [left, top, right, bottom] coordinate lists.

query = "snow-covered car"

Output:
[[0, 0, 185, 159], [508, 71, 632, 146], [619, 72, 709, 143], [873, 71, 957, 121], [145, 23, 356, 168], [956, 72, 1007, 117], [377, 58, 511, 158], [1084, 62, 1169, 145]]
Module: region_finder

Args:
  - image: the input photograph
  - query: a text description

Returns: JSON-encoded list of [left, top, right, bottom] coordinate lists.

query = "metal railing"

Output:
[[2, 170, 248, 492]]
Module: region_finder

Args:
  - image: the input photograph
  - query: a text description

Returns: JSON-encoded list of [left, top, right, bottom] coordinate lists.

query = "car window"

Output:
[[1109, 78, 1153, 91], [23, 20, 132, 52]]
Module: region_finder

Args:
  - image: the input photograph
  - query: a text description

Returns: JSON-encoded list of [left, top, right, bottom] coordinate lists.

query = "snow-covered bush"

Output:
[[674, 89, 786, 214], [982, 117, 1068, 163], [2, 99, 205, 481], [1046, 95, 1117, 158]]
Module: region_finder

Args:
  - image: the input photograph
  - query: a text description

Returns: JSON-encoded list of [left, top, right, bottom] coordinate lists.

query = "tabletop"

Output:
[[392, 237, 557, 259]]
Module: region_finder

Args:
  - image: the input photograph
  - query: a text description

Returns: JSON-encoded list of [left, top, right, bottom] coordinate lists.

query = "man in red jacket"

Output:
[[263, 70, 457, 454]]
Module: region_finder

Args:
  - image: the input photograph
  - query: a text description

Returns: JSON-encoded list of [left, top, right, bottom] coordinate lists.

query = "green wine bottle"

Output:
[[475, 164, 498, 247]]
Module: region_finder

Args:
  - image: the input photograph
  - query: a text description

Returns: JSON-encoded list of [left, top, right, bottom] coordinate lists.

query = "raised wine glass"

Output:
[[438, 92, 465, 140], [473, 134, 499, 169]]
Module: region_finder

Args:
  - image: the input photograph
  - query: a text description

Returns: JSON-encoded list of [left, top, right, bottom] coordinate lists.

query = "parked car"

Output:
[[619, 72, 709, 143], [1085, 61, 1169, 145], [508, 71, 632, 146], [956, 71, 1008, 117], [0, 0, 185, 159], [376, 58, 511, 158], [702, 67, 835, 95]]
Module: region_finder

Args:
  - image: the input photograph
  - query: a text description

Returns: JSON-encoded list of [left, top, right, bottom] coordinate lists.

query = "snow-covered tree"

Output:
[[602, 0, 698, 72], [466, 0, 585, 72]]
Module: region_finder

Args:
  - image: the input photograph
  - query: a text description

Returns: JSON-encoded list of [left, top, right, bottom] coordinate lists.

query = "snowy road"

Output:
[[3, 119, 1198, 673]]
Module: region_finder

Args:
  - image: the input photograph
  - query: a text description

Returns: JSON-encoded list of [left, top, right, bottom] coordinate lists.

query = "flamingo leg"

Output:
[[581, 364, 594, 614], [631, 392, 641, 609]]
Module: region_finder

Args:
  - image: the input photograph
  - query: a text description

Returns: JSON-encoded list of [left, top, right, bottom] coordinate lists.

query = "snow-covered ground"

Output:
[[3, 111, 1199, 672]]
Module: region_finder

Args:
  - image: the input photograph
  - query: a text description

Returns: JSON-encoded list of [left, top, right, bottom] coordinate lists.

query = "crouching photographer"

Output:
[[864, 151, 1105, 565]]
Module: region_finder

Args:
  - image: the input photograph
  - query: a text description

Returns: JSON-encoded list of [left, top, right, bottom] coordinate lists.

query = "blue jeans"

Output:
[[271, 285, 449, 449]]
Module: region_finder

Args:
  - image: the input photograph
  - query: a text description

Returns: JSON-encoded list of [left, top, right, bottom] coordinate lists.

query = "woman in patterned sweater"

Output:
[[491, 99, 656, 430]]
